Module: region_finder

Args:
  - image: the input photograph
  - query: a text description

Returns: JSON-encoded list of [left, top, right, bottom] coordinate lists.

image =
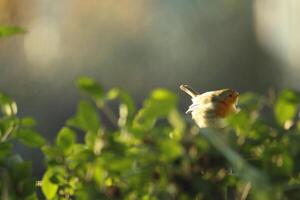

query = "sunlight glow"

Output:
[[24, 19, 61, 66]]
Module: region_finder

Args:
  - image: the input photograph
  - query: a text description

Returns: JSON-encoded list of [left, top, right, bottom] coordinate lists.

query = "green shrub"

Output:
[[2, 76, 300, 199], [0, 92, 44, 199]]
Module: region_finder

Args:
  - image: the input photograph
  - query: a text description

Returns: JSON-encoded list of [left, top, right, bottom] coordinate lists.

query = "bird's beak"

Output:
[[234, 91, 239, 98]]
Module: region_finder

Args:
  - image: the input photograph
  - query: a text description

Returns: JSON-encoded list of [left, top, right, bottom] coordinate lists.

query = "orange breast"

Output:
[[215, 101, 234, 118]]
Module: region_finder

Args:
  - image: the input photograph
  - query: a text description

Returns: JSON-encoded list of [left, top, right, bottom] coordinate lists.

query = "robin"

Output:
[[180, 85, 239, 128]]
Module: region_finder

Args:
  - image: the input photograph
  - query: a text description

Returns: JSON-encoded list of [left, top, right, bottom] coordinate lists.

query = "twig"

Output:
[[0, 168, 10, 200], [241, 182, 252, 200], [0, 122, 17, 142]]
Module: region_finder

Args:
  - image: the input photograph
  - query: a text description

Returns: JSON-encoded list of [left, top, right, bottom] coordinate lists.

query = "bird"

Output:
[[180, 85, 239, 128]]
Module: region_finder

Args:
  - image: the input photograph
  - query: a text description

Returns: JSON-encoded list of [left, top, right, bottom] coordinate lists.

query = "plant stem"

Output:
[[0, 168, 10, 200], [0, 124, 15, 142], [241, 182, 252, 200]]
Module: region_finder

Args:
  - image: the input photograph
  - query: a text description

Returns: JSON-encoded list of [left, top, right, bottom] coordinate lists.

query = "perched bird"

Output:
[[180, 85, 239, 128]]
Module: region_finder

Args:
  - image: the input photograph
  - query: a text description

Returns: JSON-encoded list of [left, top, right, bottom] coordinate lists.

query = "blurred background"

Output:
[[0, 0, 298, 175]]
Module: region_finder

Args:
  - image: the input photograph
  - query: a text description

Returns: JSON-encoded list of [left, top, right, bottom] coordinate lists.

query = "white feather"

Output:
[[186, 91, 226, 128]]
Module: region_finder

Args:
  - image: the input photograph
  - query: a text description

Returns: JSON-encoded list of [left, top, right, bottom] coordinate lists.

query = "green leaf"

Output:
[[0, 93, 17, 116], [168, 110, 185, 140], [77, 77, 104, 101], [0, 92, 13, 105], [133, 89, 177, 130], [56, 127, 76, 153], [41, 145, 63, 163], [106, 88, 119, 100], [94, 164, 105, 187], [159, 139, 183, 162], [0, 26, 26, 37], [11, 161, 32, 180], [238, 92, 264, 111], [147, 89, 177, 117], [100, 153, 132, 172], [0, 142, 12, 160], [21, 117, 37, 128], [67, 144, 94, 169], [275, 90, 300, 125], [16, 129, 46, 147], [227, 111, 251, 131], [10, 161, 36, 197], [42, 169, 59, 199], [0, 116, 17, 139], [67, 100, 100, 132]]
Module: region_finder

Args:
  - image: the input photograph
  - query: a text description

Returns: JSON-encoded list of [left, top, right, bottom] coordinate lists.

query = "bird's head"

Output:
[[212, 89, 239, 106]]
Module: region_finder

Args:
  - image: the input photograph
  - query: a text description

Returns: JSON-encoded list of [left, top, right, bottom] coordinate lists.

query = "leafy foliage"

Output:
[[40, 78, 300, 200], [0, 92, 44, 200], [1, 77, 300, 199]]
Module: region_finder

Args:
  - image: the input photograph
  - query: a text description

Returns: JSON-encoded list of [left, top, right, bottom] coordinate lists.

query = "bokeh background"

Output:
[[0, 0, 299, 175]]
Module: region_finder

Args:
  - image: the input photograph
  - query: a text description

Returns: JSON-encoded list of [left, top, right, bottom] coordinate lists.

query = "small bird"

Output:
[[180, 85, 239, 128]]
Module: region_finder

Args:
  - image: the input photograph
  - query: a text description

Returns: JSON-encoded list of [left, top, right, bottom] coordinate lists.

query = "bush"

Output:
[[1, 76, 300, 200]]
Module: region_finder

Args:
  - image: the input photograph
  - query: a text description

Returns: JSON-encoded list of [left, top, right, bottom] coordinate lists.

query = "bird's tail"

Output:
[[180, 84, 199, 98]]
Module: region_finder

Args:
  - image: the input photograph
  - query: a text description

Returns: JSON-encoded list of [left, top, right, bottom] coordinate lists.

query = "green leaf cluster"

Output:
[[40, 78, 300, 200], [2, 76, 300, 199], [0, 92, 45, 200]]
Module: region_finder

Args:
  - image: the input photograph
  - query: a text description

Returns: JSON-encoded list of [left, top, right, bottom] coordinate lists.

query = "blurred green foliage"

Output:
[[1, 75, 300, 199], [0, 92, 42, 199], [0, 26, 26, 38]]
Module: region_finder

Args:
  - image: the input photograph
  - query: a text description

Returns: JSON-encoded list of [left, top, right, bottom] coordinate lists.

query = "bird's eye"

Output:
[[228, 93, 233, 98]]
